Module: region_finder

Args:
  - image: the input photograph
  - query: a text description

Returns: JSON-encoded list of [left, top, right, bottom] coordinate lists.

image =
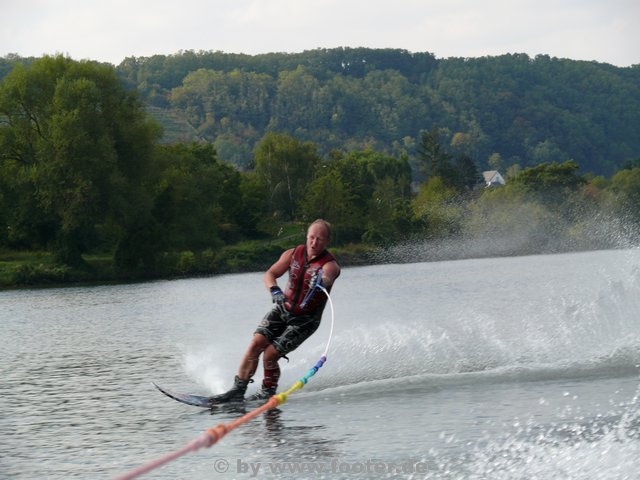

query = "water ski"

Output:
[[154, 382, 271, 410], [153, 382, 217, 407]]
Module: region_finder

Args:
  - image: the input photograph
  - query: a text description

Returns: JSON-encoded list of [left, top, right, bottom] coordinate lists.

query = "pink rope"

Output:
[[113, 398, 278, 480], [113, 435, 210, 480]]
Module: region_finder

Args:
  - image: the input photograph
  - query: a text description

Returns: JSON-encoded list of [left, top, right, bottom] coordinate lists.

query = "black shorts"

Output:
[[255, 306, 322, 355]]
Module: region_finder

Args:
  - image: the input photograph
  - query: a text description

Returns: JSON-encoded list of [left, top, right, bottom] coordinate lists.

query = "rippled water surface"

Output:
[[2, 249, 640, 479]]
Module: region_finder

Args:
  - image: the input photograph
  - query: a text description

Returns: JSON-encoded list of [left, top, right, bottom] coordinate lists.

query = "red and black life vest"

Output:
[[284, 245, 337, 316]]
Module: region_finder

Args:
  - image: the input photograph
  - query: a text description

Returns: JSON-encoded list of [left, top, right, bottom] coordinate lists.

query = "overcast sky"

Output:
[[2, 0, 638, 67]]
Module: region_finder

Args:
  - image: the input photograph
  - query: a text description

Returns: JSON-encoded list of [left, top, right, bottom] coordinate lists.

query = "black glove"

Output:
[[270, 286, 285, 305]]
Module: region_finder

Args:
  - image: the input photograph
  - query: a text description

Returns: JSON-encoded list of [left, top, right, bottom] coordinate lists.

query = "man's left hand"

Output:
[[270, 286, 285, 304]]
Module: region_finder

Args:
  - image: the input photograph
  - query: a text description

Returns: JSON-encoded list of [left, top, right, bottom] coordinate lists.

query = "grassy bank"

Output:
[[0, 241, 376, 289]]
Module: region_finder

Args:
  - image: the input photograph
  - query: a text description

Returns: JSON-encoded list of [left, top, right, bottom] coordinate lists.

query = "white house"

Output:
[[482, 170, 505, 187]]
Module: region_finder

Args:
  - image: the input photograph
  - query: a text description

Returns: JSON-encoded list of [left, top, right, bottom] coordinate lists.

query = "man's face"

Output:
[[306, 223, 329, 258]]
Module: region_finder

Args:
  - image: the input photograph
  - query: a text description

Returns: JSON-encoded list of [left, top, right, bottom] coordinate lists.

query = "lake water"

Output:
[[1, 248, 640, 479]]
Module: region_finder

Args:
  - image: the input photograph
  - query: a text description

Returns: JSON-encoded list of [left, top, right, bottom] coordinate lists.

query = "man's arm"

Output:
[[263, 248, 294, 290], [320, 260, 340, 288]]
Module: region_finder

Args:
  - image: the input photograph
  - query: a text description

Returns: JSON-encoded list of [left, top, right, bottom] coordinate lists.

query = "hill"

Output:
[[2, 48, 639, 176], [114, 48, 640, 175]]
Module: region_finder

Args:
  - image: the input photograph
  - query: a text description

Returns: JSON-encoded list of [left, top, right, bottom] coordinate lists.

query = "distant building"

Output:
[[482, 170, 505, 187]]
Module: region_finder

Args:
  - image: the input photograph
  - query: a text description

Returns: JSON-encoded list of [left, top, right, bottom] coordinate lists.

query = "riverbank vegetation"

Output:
[[1, 54, 639, 288]]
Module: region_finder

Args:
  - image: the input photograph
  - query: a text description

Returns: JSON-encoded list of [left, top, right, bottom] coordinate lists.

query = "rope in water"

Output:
[[114, 285, 335, 480]]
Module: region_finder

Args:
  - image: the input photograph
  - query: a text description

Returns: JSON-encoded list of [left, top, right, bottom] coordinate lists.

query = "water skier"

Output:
[[210, 219, 341, 404]]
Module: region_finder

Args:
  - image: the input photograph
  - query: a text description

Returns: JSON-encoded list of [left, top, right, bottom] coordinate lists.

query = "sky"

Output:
[[2, 0, 638, 67]]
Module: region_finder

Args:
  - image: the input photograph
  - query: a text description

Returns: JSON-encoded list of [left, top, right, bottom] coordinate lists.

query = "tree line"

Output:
[[0, 55, 639, 285]]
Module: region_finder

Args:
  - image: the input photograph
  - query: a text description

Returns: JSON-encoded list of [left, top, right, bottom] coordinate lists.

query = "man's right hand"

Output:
[[270, 286, 285, 305]]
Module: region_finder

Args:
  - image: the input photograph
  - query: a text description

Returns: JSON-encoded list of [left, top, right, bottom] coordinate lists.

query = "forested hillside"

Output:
[[107, 48, 640, 175]]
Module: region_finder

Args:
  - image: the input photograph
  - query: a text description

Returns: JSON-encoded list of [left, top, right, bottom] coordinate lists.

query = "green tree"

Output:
[[237, 171, 268, 235], [607, 166, 640, 223], [508, 160, 585, 195], [487, 152, 504, 172], [271, 66, 328, 132], [363, 176, 414, 243], [0, 55, 161, 266], [417, 128, 482, 190], [301, 149, 412, 243], [412, 176, 464, 238], [361, 69, 420, 141], [453, 154, 482, 190], [417, 127, 464, 187], [254, 132, 319, 219], [152, 143, 243, 250], [169, 68, 274, 137], [299, 172, 358, 243]]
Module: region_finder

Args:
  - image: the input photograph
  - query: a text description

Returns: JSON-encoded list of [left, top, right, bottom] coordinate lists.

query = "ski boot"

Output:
[[207, 376, 252, 406], [246, 382, 277, 402]]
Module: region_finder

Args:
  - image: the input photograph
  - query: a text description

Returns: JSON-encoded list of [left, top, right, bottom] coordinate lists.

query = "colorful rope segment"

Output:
[[274, 355, 327, 405]]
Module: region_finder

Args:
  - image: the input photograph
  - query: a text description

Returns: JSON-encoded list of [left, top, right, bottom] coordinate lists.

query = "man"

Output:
[[210, 219, 341, 404]]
